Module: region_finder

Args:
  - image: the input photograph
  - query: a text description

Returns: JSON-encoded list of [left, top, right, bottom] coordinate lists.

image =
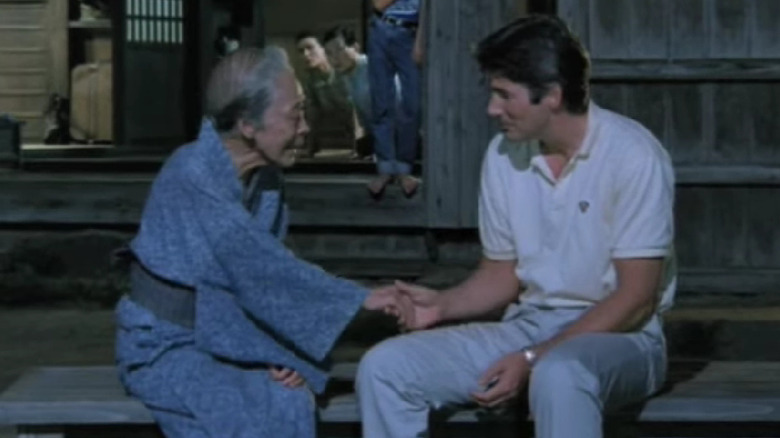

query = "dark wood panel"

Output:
[[746, 188, 780, 268], [588, 0, 630, 59], [625, 84, 668, 150], [424, 0, 462, 228], [712, 84, 751, 163], [557, 0, 589, 47], [747, 82, 780, 163], [424, 0, 514, 228], [122, 48, 186, 149], [708, 187, 749, 268], [675, 187, 714, 269], [591, 83, 626, 114], [670, 0, 709, 59], [666, 84, 705, 165], [711, 0, 750, 58], [751, 0, 780, 57], [628, 0, 668, 59], [455, 0, 509, 227], [674, 185, 780, 272]]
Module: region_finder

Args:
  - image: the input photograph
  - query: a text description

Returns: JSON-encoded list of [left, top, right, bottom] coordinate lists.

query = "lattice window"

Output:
[[126, 0, 183, 44]]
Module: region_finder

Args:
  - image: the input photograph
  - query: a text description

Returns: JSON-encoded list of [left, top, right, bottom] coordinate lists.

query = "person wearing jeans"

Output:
[[368, 0, 422, 197]]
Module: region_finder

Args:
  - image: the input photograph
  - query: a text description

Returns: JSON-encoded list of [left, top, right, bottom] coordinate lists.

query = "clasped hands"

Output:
[[363, 280, 442, 331], [269, 280, 433, 389]]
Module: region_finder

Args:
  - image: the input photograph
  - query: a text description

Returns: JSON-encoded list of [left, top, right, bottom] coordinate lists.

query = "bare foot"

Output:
[[367, 175, 393, 198], [398, 175, 420, 198]]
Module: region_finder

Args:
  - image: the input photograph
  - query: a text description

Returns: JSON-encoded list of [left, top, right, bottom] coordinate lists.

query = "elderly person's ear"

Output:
[[237, 119, 258, 141]]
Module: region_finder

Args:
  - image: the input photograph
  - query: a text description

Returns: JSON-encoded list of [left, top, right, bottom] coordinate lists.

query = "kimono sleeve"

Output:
[[188, 184, 369, 362]]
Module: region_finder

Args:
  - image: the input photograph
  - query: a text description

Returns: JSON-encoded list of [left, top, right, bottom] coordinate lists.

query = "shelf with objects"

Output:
[[17, 0, 115, 158], [64, 0, 114, 148]]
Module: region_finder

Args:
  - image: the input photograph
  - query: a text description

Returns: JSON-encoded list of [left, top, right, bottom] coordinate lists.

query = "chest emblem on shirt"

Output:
[[579, 201, 590, 213]]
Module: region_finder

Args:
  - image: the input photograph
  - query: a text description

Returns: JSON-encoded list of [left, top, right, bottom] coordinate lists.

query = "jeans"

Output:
[[368, 17, 421, 176]]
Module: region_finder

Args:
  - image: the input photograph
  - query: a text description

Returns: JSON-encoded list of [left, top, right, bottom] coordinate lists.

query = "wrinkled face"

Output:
[[486, 76, 555, 142], [296, 37, 328, 69], [244, 71, 308, 168], [323, 37, 356, 73]]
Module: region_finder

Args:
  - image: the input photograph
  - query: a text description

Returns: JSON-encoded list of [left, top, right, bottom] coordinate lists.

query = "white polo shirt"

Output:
[[479, 103, 676, 312]]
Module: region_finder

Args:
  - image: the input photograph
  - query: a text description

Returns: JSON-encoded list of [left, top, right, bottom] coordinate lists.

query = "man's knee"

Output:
[[529, 356, 600, 409], [356, 336, 413, 391]]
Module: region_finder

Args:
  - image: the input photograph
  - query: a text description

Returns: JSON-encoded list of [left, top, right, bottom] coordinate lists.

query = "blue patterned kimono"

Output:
[[115, 120, 368, 437]]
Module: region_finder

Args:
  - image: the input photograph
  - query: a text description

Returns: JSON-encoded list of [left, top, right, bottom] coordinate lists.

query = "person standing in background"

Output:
[[367, 0, 422, 197], [296, 32, 355, 158], [323, 25, 402, 161]]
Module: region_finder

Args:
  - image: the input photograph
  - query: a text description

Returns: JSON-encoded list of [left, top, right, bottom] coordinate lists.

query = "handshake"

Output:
[[362, 281, 443, 331]]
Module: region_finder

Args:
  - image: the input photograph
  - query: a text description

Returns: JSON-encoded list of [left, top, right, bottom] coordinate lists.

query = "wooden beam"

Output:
[[678, 268, 780, 295], [676, 166, 780, 185], [1, 165, 779, 227], [591, 59, 780, 81], [0, 173, 426, 227]]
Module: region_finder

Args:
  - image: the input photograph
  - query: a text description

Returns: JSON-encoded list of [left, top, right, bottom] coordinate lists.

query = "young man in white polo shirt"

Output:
[[356, 15, 676, 438]]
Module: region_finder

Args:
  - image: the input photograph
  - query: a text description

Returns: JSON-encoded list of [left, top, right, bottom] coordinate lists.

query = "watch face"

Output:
[[522, 348, 537, 364]]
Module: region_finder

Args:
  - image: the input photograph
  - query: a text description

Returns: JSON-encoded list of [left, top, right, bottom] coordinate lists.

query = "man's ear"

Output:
[[236, 118, 257, 140], [542, 84, 563, 111]]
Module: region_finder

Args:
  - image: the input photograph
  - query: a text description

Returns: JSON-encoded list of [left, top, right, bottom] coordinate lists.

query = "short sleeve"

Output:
[[611, 148, 675, 259], [478, 137, 516, 260]]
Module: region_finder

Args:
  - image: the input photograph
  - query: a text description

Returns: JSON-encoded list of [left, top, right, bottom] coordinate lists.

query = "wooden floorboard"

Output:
[[4, 362, 780, 427]]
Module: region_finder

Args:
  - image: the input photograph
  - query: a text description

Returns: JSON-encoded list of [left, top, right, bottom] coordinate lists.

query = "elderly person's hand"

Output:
[[363, 285, 415, 328], [269, 366, 306, 388]]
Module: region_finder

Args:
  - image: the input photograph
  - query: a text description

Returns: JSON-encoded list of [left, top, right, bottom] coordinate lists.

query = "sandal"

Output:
[[367, 175, 393, 199], [398, 175, 420, 198]]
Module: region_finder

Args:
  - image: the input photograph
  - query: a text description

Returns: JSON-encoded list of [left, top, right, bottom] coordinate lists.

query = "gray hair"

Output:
[[205, 46, 291, 135]]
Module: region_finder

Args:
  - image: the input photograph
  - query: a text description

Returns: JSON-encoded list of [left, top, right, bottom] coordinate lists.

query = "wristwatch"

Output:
[[521, 347, 538, 366]]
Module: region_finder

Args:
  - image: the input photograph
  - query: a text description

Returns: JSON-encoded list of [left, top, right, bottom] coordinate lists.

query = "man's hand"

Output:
[[364, 285, 414, 327], [269, 366, 305, 388], [412, 42, 424, 66], [373, 0, 397, 13], [394, 280, 443, 330], [471, 352, 531, 408]]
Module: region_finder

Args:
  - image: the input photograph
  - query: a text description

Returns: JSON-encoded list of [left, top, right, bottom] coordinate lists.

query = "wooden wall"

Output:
[[559, 0, 780, 294], [424, 0, 519, 228], [0, 0, 67, 143]]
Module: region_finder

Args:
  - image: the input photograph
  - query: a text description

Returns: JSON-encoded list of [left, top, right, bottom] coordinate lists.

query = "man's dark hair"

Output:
[[295, 30, 318, 44], [476, 14, 590, 114], [323, 25, 357, 47]]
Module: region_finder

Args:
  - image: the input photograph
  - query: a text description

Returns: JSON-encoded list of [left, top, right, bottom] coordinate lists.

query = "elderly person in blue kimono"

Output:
[[115, 46, 403, 438]]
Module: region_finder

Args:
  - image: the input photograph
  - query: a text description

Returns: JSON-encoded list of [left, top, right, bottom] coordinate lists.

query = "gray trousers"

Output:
[[356, 303, 666, 438]]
